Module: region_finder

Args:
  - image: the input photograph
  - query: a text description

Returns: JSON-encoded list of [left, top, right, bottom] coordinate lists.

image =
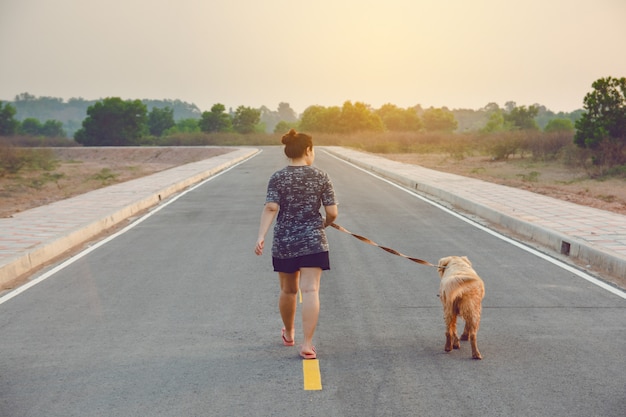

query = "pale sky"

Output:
[[1, 0, 625, 115]]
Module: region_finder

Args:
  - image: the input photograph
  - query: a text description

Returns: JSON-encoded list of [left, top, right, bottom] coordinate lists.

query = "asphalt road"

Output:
[[1, 147, 624, 417]]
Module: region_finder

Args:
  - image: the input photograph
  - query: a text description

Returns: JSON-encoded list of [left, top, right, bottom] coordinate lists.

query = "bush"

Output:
[[0, 145, 58, 176], [0, 135, 77, 147], [482, 132, 523, 160], [0, 145, 25, 175], [524, 131, 573, 161]]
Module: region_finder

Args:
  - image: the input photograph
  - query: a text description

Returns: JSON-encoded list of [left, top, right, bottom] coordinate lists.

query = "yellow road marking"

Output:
[[298, 288, 302, 303], [302, 359, 322, 390]]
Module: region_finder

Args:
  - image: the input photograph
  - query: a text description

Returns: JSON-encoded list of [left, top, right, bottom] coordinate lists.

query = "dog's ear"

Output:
[[461, 256, 472, 266]]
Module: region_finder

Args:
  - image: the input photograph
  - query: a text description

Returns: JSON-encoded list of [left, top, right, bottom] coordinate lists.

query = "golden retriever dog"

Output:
[[437, 256, 485, 359]]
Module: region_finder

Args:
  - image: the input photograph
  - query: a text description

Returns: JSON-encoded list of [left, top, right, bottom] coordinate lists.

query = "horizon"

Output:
[[2, 92, 586, 116]]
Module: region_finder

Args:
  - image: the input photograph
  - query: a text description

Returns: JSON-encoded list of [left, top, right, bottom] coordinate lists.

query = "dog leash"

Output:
[[329, 223, 438, 268]]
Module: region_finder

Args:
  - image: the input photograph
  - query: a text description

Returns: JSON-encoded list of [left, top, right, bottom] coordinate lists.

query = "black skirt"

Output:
[[272, 251, 330, 273]]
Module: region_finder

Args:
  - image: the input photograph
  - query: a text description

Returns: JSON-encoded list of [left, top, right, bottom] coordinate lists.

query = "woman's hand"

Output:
[[255, 238, 264, 256], [255, 202, 278, 256]]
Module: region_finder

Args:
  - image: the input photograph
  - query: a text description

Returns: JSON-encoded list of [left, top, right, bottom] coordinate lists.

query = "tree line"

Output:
[[0, 76, 624, 165]]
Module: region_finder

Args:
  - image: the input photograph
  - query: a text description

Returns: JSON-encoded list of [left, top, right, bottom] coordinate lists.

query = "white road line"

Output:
[[325, 150, 626, 300]]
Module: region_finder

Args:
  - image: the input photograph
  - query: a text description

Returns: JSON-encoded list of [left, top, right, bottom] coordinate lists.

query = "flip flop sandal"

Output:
[[299, 346, 317, 359], [281, 328, 295, 346]]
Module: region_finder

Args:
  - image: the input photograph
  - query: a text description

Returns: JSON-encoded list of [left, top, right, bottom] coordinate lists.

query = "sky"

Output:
[[1, 0, 625, 115]]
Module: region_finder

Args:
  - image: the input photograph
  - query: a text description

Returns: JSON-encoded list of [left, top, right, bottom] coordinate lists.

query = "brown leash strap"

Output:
[[329, 223, 438, 268]]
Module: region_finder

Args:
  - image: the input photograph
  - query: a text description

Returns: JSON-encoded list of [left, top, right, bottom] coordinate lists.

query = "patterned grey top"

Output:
[[265, 165, 337, 259]]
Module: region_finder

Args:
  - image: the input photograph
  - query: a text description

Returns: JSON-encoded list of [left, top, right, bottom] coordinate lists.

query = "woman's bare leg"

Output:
[[299, 267, 322, 354], [278, 271, 299, 343]]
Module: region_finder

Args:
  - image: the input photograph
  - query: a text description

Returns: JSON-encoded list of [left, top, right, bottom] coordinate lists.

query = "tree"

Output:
[[164, 118, 200, 135], [422, 107, 458, 132], [504, 105, 539, 130], [19, 118, 43, 136], [299, 102, 384, 133], [148, 106, 175, 136], [480, 111, 511, 133], [574, 76, 626, 150], [299, 105, 341, 133], [274, 120, 298, 134], [375, 104, 422, 131], [17, 117, 67, 137], [199, 103, 232, 133], [544, 118, 574, 133], [259, 103, 299, 133], [0, 101, 19, 136], [232, 106, 260, 134], [74, 97, 148, 146], [41, 120, 66, 137], [277, 102, 298, 122], [337, 101, 384, 133]]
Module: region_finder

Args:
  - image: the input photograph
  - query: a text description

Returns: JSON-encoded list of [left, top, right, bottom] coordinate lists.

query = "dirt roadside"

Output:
[[379, 153, 626, 216], [0, 147, 232, 218]]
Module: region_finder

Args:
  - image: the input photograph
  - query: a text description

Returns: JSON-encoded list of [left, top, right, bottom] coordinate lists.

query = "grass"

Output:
[[90, 168, 118, 184], [516, 171, 541, 182]]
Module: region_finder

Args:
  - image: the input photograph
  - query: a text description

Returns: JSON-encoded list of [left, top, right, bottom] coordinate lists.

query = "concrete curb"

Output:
[[324, 146, 626, 280], [0, 148, 260, 287]]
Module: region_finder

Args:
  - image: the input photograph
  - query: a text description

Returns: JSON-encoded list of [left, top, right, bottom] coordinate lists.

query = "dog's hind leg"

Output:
[[470, 336, 481, 359], [463, 317, 482, 360], [444, 313, 460, 352]]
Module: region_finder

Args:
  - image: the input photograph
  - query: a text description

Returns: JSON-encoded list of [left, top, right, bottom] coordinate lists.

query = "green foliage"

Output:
[[74, 97, 148, 146], [232, 106, 261, 134], [544, 118, 574, 132], [260, 103, 298, 133], [199, 104, 232, 133], [422, 107, 458, 132], [143, 99, 202, 120], [480, 111, 514, 133], [148, 107, 175, 137], [90, 168, 118, 184], [12, 93, 96, 137], [299, 101, 384, 134], [19, 118, 43, 136], [534, 104, 583, 130], [28, 172, 65, 190], [0, 101, 19, 136], [163, 118, 200, 135], [274, 120, 298, 134], [18, 118, 66, 137], [504, 105, 539, 130], [338, 101, 384, 133], [9, 93, 201, 138], [40, 120, 67, 137], [299, 105, 342, 133], [574, 77, 626, 165]]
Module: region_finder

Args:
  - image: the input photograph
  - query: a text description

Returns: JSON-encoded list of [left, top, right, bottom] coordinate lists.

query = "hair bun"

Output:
[[281, 128, 298, 144]]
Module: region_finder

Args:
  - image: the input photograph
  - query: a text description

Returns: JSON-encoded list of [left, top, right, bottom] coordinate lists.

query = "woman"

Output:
[[255, 129, 338, 359]]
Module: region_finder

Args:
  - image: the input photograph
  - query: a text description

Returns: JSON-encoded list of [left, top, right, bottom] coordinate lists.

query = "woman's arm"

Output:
[[255, 202, 279, 255], [323, 204, 338, 227]]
